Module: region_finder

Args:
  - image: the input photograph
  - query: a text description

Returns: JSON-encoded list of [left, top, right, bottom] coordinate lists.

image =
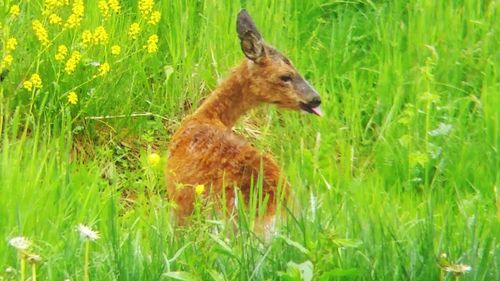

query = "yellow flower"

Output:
[[144, 34, 158, 53], [98, 0, 109, 18], [128, 22, 140, 39], [55, 44, 68, 61], [93, 26, 109, 45], [108, 0, 121, 13], [1, 55, 14, 69], [195, 184, 205, 196], [147, 153, 160, 166], [65, 0, 84, 28], [111, 45, 121, 56], [32, 20, 50, 46], [44, 0, 68, 12], [66, 14, 81, 28], [68, 91, 78, 104], [81, 29, 93, 46], [57, 0, 69, 6], [6, 37, 17, 52], [23, 80, 33, 91], [30, 74, 43, 89], [48, 13, 63, 25], [22, 74, 43, 91], [9, 5, 20, 17], [65, 51, 81, 74], [97, 62, 110, 76], [148, 10, 161, 25], [138, 0, 153, 16], [72, 0, 84, 16]]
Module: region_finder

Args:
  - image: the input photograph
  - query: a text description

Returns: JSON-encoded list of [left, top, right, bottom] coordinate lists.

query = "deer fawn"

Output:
[[165, 10, 321, 231]]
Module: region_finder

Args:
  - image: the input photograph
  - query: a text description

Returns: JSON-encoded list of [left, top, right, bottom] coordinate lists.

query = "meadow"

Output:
[[0, 0, 498, 280]]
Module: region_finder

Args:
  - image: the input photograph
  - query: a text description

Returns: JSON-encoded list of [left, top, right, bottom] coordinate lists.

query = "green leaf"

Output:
[[331, 238, 363, 248], [163, 271, 199, 281], [278, 235, 310, 255], [288, 260, 314, 281], [319, 268, 362, 280], [209, 233, 236, 258], [208, 270, 225, 281], [166, 242, 192, 263]]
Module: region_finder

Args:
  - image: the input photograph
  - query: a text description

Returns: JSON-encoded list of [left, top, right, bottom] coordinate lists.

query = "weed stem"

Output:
[[84, 241, 89, 281]]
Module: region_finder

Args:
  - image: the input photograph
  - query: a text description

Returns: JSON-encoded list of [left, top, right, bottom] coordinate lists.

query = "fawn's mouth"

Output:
[[300, 102, 323, 117]]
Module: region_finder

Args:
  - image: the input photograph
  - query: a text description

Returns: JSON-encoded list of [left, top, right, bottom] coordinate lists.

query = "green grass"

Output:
[[0, 0, 498, 280]]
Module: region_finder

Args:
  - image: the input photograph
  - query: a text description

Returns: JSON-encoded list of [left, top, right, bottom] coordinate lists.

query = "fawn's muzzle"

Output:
[[297, 79, 322, 116], [300, 99, 322, 116]]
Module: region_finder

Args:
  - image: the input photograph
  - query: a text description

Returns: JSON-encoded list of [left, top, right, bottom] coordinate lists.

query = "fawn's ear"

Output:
[[237, 9, 265, 62]]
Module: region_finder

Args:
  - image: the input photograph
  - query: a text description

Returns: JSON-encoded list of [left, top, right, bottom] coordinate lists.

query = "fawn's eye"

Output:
[[279, 75, 292, 82]]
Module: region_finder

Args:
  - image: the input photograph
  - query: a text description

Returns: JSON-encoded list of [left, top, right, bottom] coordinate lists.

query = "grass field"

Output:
[[0, 0, 498, 280]]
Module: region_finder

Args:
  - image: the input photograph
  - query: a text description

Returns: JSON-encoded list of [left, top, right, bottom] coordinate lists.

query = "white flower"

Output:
[[8, 236, 31, 251], [77, 224, 100, 241], [444, 264, 472, 274], [429, 123, 453, 137]]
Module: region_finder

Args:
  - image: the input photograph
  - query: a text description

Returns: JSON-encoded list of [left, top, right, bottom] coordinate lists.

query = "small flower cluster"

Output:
[[128, 22, 141, 39], [43, 0, 69, 13], [139, 0, 161, 27], [65, 0, 85, 28], [98, 0, 121, 18], [195, 184, 205, 196], [32, 20, 50, 46], [1, 54, 13, 70], [138, 0, 154, 16], [93, 26, 109, 45], [23, 74, 43, 91], [98, 0, 111, 18], [108, 0, 121, 13], [148, 10, 161, 25], [9, 4, 21, 17], [49, 13, 63, 25], [111, 45, 121, 55], [65, 51, 82, 74], [80, 25, 110, 48], [6, 38, 18, 51], [68, 91, 78, 105], [55, 45, 69, 61], [82, 29, 93, 46], [147, 152, 161, 166], [96, 62, 110, 76], [129, 0, 161, 54], [1, 36, 17, 70], [145, 34, 158, 53]]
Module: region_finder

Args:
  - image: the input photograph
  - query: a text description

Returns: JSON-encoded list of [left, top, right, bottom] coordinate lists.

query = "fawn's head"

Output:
[[236, 9, 322, 116]]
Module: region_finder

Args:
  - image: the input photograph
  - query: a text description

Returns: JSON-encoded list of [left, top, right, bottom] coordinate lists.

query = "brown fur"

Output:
[[165, 10, 321, 228]]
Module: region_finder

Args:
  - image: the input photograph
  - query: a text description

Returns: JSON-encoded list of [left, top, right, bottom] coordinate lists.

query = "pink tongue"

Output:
[[311, 106, 323, 117]]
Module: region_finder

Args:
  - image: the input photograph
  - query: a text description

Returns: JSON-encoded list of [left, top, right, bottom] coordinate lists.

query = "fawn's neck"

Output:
[[192, 61, 259, 128]]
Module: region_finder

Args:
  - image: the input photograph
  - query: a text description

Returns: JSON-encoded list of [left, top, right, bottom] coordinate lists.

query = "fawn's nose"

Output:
[[307, 96, 321, 108]]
